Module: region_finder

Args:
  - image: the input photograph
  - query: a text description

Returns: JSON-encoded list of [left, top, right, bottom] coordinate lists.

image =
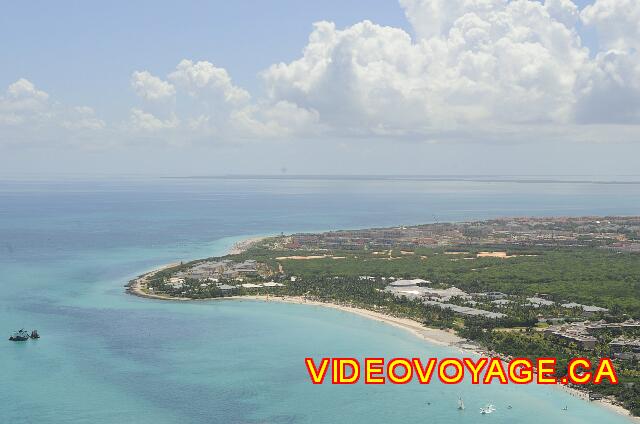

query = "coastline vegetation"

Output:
[[139, 231, 640, 415]]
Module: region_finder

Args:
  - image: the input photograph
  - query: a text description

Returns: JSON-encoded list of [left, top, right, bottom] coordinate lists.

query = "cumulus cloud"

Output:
[[399, 0, 505, 40], [0, 78, 50, 125], [575, 0, 640, 125], [119, 0, 640, 144], [230, 100, 321, 138], [6, 78, 49, 102], [257, 0, 640, 141], [4, 0, 640, 147], [581, 0, 640, 51], [130, 108, 179, 131], [575, 49, 640, 124], [262, 21, 435, 134], [545, 0, 579, 27], [262, 2, 590, 137], [61, 106, 105, 130], [0, 79, 104, 141], [168, 59, 250, 104], [128, 59, 318, 142], [131, 71, 176, 100]]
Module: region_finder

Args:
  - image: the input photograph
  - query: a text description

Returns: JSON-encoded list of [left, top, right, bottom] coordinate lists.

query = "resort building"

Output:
[[217, 284, 237, 292], [583, 319, 640, 333], [167, 277, 185, 289], [479, 291, 508, 300], [560, 302, 609, 316], [389, 278, 430, 287], [543, 323, 599, 350], [527, 297, 555, 307], [423, 300, 506, 319], [609, 337, 640, 359], [422, 287, 469, 302]]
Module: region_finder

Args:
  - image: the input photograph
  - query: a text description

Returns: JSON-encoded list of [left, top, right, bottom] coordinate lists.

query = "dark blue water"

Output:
[[1, 177, 638, 423]]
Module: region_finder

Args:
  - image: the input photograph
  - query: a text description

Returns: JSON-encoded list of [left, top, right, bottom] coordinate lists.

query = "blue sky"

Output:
[[1, 0, 639, 176], [2, 1, 596, 110], [1, 1, 410, 118]]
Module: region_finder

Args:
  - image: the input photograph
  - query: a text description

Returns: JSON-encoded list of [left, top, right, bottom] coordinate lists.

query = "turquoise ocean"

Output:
[[1, 176, 640, 424]]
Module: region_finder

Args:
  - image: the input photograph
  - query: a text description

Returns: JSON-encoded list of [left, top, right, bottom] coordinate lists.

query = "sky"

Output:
[[1, 0, 639, 177]]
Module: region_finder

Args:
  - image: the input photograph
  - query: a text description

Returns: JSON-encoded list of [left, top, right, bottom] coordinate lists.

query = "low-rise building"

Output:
[[609, 337, 640, 359], [217, 284, 237, 292], [560, 302, 609, 316], [423, 286, 469, 301], [527, 297, 555, 307], [482, 291, 508, 300], [389, 278, 430, 287], [384, 284, 468, 302], [167, 277, 185, 289], [544, 323, 598, 350], [423, 300, 506, 319]]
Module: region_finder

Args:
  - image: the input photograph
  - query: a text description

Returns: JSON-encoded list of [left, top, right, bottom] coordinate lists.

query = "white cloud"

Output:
[[263, 21, 437, 133], [399, 0, 505, 40], [0, 78, 106, 146], [581, 0, 640, 51], [118, 0, 640, 144], [7, 78, 49, 102], [62, 106, 106, 130], [128, 60, 318, 142], [168, 59, 250, 104], [5, 0, 640, 148], [544, 0, 579, 27], [130, 108, 179, 131], [0, 78, 50, 125], [230, 100, 320, 138], [577, 0, 640, 124], [262, 1, 590, 137], [131, 71, 175, 100], [575, 49, 640, 124]]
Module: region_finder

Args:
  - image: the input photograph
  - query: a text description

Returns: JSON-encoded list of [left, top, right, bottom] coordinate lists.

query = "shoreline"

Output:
[[126, 235, 639, 421], [126, 236, 269, 300], [226, 236, 269, 255]]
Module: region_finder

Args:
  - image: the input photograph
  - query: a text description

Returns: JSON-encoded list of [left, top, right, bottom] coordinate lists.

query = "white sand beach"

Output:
[[126, 235, 640, 421]]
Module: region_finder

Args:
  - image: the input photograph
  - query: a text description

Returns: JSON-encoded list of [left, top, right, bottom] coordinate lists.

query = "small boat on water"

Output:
[[8, 329, 39, 341], [480, 404, 496, 415], [9, 329, 30, 341], [457, 397, 465, 410]]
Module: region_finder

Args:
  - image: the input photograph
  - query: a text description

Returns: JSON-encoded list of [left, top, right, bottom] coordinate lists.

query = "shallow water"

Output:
[[1, 177, 639, 423]]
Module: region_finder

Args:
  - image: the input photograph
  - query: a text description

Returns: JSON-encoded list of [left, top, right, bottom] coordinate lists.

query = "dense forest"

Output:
[[143, 242, 640, 415], [239, 245, 640, 315]]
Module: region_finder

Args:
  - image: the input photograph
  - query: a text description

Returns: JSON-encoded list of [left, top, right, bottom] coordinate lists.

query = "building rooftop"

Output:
[[561, 302, 608, 312], [423, 300, 506, 319], [389, 278, 430, 287], [527, 297, 555, 306]]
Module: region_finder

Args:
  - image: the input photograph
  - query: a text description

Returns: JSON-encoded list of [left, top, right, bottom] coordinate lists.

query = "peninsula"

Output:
[[128, 216, 640, 417]]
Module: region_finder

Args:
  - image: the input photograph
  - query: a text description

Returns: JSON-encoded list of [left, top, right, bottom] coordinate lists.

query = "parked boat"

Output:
[[9, 329, 30, 341]]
